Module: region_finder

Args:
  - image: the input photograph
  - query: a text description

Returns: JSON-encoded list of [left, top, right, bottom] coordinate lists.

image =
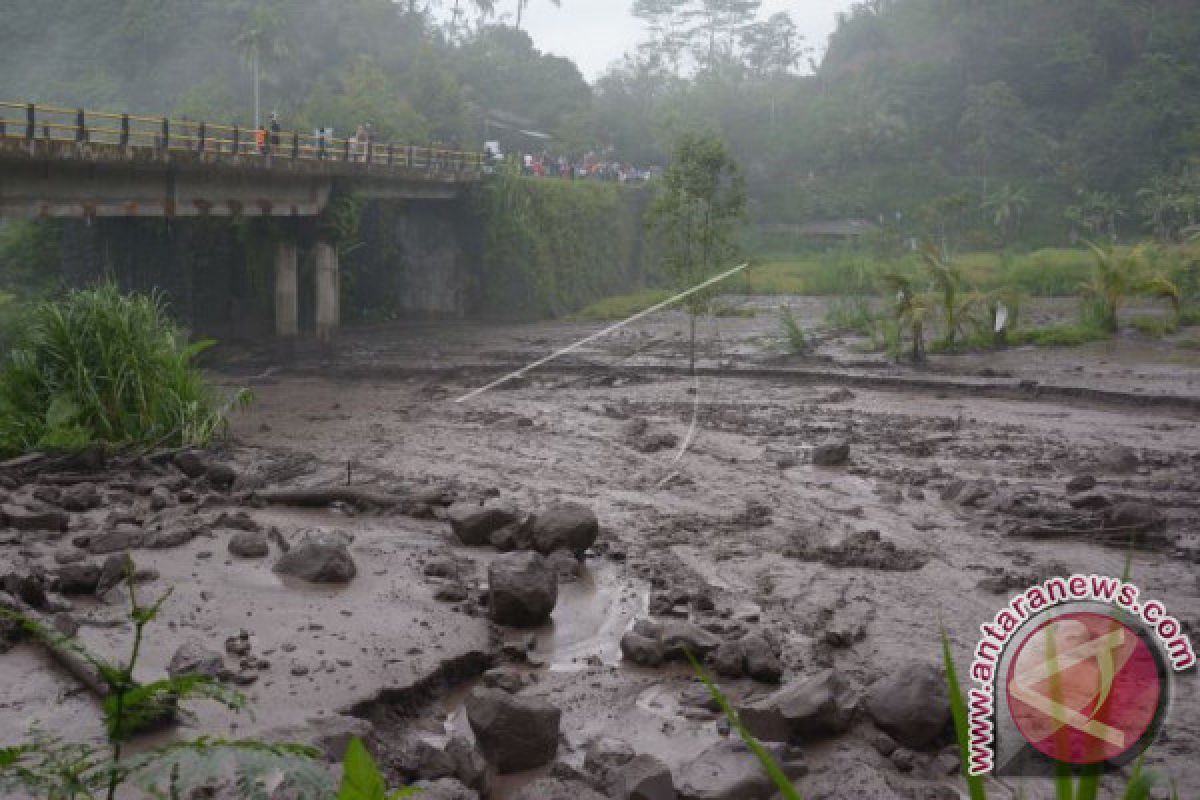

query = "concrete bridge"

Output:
[[0, 101, 486, 345]]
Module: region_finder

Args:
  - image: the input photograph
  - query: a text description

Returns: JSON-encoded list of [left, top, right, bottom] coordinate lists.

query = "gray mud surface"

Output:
[[2, 298, 1198, 799]]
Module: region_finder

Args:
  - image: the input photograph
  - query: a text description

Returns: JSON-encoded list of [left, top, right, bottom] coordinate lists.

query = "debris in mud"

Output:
[[784, 529, 928, 571], [488, 551, 557, 627], [464, 687, 561, 773], [624, 417, 680, 454]]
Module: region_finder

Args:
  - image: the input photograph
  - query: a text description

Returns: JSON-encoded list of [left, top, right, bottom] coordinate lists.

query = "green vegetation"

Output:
[[479, 167, 653, 319], [648, 132, 747, 372], [0, 284, 249, 456], [0, 558, 332, 800], [574, 288, 674, 321], [778, 306, 806, 353], [338, 738, 418, 800]]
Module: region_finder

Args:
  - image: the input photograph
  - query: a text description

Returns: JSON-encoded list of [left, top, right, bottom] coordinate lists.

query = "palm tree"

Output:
[[881, 272, 929, 363], [981, 184, 1029, 245], [1080, 241, 1181, 333], [918, 242, 977, 350], [232, 3, 289, 129], [514, 0, 561, 31]]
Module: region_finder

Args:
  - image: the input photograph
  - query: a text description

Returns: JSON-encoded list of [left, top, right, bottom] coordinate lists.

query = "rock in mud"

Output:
[[488, 551, 557, 627], [1069, 491, 1113, 511], [1106, 501, 1166, 533], [482, 666, 532, 693], [741, 633, 783, 683], [791, 529, 927, 572], [88, 526, 144, 555], [206, 463, 238, 490], [413, 778, 479, 800], [1097, 445, 1139, 474], [620, 631, 664, 666], [59, 483, 101, 512], [167, 640, 225, 679], [660, 620, 721, 659], [738, 669, 856, 742], [676, 739, 806, 800], [273, 538, 357, 584], [55, 564, 101, 595], [1, 504, 69, 532], [447, 501, 520, 547], [546, 549, 583, 581], [1065, 475, 1097, 494], [583, 736, 636, 776], [464, 687, 561, 773], [511, 779, 606, 800], [393, 732, 459, 781], [605, 754, 675, 800], [864, 662, 951, 749], [97, 554, 130, 592], [149, 485, 173, 511], [812, 440, 851, 467], [713, 640, 745, 678], [174, 449, 209, 479], [228, 531, 269, 558], [525, 503, 599, 556], [143, 527, 196, 549]]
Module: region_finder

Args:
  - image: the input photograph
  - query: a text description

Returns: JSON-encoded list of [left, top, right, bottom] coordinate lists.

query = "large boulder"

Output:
[[676, 740, 806, 800], [738, 669, 857, 743], [620, 631, 664, 667], [447, 501, 519, 546], [465, 688, 561, 773], [55, 563, 101, 595], [228, 531, 269, 558], [864, 662, 951, 749], [526, 503, 599, 556], [1, 504, 70, 532], [273, 538, 356, 584], [741, 633, 783, 683], [488, 551, 557, 627]]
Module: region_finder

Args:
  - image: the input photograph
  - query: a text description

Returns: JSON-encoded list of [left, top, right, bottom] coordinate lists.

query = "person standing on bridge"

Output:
[[269, 112, 281, 150], [255, 124, 268, 155]]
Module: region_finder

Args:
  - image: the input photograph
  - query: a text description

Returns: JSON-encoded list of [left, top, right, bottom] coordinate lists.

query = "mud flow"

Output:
[[2, 302, 1198, 799]]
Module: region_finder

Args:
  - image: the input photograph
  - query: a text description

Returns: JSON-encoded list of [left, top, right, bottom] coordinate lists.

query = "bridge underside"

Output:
[[0, 139, 470, 218]]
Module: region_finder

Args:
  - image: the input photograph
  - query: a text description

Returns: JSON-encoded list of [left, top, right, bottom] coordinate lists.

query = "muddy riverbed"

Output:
[[2, 298, 1198, 799]]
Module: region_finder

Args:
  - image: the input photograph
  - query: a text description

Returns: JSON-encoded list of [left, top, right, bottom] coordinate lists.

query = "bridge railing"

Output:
[[0, 101, 485, 175]]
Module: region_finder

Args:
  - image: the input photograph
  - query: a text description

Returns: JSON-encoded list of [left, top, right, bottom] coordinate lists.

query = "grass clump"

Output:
[[1008, 323, 1110, 347], [574, 288, 675, 320], [0, 283, 249, 456], [779, 306, 807, 353]]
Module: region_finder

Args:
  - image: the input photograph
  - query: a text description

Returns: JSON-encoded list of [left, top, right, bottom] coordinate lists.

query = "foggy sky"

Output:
[[495, 0, 857, 80]]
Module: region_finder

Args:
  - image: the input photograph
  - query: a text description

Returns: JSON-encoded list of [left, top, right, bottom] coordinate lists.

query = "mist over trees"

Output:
[[2, 0, 1199, 245]]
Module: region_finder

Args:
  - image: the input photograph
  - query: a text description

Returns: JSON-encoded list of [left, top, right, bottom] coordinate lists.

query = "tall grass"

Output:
[[0, 283, 249, 455]]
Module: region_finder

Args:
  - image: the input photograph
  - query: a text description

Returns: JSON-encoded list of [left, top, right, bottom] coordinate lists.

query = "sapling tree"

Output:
[[648, 131, 746, 374]]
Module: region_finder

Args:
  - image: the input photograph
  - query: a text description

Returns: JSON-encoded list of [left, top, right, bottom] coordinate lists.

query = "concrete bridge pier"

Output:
[[274, 239, 299, 359], [314, 239, 340, 348]]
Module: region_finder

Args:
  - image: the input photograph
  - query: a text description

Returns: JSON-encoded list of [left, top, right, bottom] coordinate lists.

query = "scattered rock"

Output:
[[206, 463, 239, 490], [1, 504, 69, 532], [414, 778, 480, 800], [1097, 445, 1139, 474], [525, 503, 599, 556], [97, 554, 129, 592], [676, 739, 806, 800], [713, 640, 745, 678], [465, 688, 561, 773], [273, 538, 356, 584], [488, 551, 557, 627], [174, 450, 209, 479], [143, 528, 196, 549], [812, 440, 851, 467], [482, 666, 532, 693], [864, 662, 951, 749], [546, 549, 582, 581], [167, 640, 225, 679], [59, 483, 101, 511], [659, 620, 720, 659], [620, 631, 664, 667], [149, 486, 173, 511], [741, 633, 783, 683], [583, 736, 635, 776], [88, 526, 144, 555], [1066, 475, 1097, 494], [789, 529, 927, 572], [447, 501, 519, 546], [434, 581, 469, 603], [55, 564, 101, 595], [228, 531, 269, 558], [738, 669, 857, 742], [605, 754, 675, 800], [1106, 501, 1167, 533], [1069, 491, 1113, 511], [510, 779, 606, 800]]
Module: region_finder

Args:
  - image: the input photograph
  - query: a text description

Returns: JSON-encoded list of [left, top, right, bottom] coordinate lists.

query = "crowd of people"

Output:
[[485, 147, 655, 183]]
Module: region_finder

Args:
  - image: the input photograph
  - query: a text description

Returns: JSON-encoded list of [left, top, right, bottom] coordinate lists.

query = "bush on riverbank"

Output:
[[477, 168, 654, 319], [0, 284, 247, 455]]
